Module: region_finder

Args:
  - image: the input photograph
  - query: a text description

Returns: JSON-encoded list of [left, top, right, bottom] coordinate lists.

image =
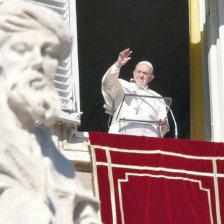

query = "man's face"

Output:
[[1, 29, 61, 126], [133, 63, 154, 87]]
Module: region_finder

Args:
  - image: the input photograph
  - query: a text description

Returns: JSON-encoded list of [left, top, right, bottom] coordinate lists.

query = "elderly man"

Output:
[[0, 1, 99, 223], [102, 48, 168, 137]]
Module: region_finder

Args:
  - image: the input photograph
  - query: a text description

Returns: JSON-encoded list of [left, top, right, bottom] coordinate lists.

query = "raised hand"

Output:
[[115, 48, 132, 68]]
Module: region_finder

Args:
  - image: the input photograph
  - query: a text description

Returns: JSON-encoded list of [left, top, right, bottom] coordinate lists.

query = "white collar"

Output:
[[134, 83, 149, 90]]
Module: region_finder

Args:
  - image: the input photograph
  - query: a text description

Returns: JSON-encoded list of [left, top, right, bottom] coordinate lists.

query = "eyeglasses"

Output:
[[135, 70, 150, 76]]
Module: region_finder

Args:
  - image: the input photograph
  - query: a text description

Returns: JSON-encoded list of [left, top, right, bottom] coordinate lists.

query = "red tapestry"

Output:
[[89, 132, 224, 224]]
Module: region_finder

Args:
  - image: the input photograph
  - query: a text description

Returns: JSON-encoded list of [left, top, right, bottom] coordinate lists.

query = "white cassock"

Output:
[[102, 64, 168, 137]]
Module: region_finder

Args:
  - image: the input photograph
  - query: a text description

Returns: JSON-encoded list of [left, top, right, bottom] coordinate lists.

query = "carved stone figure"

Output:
[[0, 0, 99, 223]]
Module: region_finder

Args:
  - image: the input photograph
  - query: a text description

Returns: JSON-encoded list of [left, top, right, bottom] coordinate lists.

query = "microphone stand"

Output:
[[130, 79, 178, 139]]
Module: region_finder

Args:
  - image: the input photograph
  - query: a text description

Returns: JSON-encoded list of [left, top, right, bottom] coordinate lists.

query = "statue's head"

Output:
[[0, 0, 72, 127]]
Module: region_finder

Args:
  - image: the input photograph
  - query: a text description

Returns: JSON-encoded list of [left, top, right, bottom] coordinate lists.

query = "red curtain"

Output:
[[89, 132, 224, 224]]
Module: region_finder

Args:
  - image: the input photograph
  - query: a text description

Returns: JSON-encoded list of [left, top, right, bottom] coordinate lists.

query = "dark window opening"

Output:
[[77, 0, 190, 139]]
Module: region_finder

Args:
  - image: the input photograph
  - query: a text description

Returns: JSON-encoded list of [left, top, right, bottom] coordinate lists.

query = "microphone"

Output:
[[130, 78, 178, 139]]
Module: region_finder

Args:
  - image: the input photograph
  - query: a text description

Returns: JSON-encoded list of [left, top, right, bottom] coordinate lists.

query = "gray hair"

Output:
[[135, 61, 154, 75], [0, 0, 72, 61]]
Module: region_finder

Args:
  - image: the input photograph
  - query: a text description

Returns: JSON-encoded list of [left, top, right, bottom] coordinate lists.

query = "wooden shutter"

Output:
[[30, 0, 81, 125]]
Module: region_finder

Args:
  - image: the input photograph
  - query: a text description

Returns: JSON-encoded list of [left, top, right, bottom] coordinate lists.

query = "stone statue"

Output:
[[0, 0, 100, 223]]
